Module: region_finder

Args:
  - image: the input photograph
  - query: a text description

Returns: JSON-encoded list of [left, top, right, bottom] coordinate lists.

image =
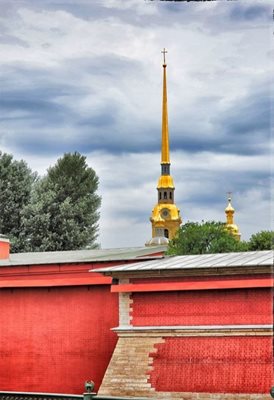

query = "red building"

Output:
[[96, 251, 273, 399], [0, 237, 165, 395]]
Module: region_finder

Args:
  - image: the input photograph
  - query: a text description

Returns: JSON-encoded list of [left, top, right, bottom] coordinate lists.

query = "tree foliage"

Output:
[[248, 230, 274, 251], [167, 221, 248, 255], [0, 152, 36, 252], [20, 152, 101, 252]]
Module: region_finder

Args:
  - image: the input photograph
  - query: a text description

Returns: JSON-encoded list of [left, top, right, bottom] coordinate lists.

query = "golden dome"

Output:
[[226, 224, 239, 234], [225, 197, 235, 213]]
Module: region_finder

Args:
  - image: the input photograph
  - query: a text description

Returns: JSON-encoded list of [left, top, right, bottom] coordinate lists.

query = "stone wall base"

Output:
[[140, 393, 271, 399], [98, 336, 165, 397]]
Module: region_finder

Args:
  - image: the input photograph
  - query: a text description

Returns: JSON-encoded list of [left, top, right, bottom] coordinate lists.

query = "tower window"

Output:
[[159, 192, 162, 200], [164, 192, 167, 199], [156, 228, 164, 236], [164, 229, 169, 238], [169, 192, 172, 199], [161, 164, 170, 175]]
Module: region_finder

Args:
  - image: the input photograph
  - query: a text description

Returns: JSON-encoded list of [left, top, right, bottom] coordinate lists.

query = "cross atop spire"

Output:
[[161, 48, 168, 65]]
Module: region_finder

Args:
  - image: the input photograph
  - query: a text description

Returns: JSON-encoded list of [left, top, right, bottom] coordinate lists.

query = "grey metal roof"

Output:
[[0, 392, 81, 400], [0, 246, 166, 267], [93, 250, 274, 274], [0, 393, 147, 400]]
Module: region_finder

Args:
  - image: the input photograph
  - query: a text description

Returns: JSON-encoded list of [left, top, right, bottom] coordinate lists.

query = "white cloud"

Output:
[[101, 0, 159, 16]]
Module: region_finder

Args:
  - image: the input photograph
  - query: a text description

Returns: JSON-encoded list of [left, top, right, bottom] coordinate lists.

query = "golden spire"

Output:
[[225, 193, 241, 240], [146, 49, 182, 246], [161, 48, 170, 164]]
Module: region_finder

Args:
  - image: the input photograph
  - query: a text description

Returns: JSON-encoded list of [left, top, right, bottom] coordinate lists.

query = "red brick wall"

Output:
[[149, 336, 272, 393], [131, 288, 272, 325], [0, 285, 118, 394]]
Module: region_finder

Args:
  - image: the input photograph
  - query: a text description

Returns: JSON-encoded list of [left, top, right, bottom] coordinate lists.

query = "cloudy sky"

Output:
[[0, 0, 272, 248]]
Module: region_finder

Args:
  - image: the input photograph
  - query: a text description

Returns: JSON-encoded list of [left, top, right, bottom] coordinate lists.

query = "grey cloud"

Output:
[[0, 34, 29, 47], [9, 135, 78, 156], [229, 4, 269, 22], [0, 61, 270, 160], [0, 58, 155, 156], [170, 81, 271, 157], [69, 54, 142, 80], [0, 4, 271, 158], [0, 88, 76, 128], [223, 96, 270, 137], [78, 113, 116, 128], [216, 87, 271, 154]]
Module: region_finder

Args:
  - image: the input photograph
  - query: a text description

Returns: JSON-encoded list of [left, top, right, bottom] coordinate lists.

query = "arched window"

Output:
[[169, 192, 172, 200], [159, 192, 162, 200], [164, 229, 169, 238], [164, 192, 167, 199]]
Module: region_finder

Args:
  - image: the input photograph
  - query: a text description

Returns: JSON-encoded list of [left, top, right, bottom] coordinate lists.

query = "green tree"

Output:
[[248, 230, 274, 250], [21, 152, 101, 251], [167, 221, 248, 255], [0, 152, 36, 252]]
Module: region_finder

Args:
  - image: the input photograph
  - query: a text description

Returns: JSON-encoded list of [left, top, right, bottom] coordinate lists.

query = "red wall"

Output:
[[149, 336, 272, 393], [131, 288, 272, 326], [0, 285, 118, 394]]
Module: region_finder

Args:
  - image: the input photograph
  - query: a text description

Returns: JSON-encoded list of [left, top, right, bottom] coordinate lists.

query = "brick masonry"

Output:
[[98, 331, 272, 399], [149, 336, 272, 394], [131, 288, 272, 326], [0, 286, 118, 394]]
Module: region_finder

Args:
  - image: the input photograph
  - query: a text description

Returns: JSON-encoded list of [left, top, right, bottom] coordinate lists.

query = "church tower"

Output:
[[225, 194, 241, 241], [147, 49, 182, 245]]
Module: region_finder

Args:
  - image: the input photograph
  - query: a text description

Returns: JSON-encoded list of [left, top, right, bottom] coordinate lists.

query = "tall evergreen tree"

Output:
[[0, 152, 36, 252], [21, 152, 101, 251]]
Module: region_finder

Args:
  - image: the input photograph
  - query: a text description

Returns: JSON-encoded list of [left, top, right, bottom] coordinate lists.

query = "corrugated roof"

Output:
[[0, 246, 166, 267], [0, 393, 147, 400], [93, 250, 274, 273], [0, 392, 81, 400]]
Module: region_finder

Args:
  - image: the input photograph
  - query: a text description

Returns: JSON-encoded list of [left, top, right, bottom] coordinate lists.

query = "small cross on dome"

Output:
[[161, 48, 168, 65]]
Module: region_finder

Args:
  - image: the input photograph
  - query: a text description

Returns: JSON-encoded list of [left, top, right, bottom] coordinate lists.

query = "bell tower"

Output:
[[147, 49, 182, 245]]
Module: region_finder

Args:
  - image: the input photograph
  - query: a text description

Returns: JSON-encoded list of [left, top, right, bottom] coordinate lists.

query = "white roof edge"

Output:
[[114, 324, 273, 330]]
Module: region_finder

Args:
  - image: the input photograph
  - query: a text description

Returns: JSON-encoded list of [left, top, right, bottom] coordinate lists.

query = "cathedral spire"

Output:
[[225, 193, 241, 241], [161, 48, 170, 165], [146, 49, 182, 246]]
